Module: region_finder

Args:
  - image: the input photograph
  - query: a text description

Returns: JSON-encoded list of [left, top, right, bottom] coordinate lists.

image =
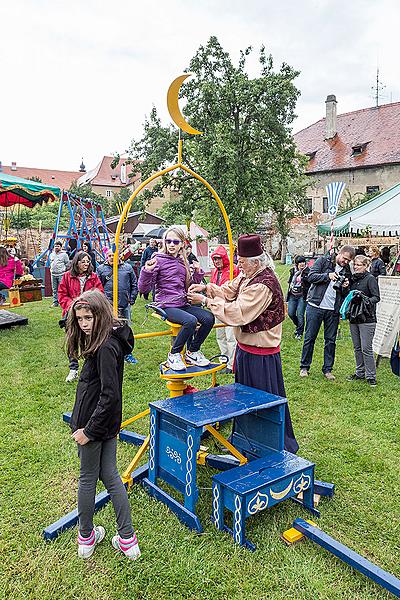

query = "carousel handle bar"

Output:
[[145, 303, 168, 321]]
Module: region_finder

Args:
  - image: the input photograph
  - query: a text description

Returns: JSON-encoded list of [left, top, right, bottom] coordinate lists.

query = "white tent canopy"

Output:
[[349, 188, 400, 235], [318, 182, 400, 236]]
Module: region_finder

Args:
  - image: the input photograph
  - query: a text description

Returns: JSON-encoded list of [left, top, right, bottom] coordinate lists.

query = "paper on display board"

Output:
[[373, 276, 400, 357]]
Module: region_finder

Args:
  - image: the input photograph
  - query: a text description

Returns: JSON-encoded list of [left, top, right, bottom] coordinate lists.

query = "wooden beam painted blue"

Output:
[[62, 412, 71, 423], [119, 430, 147, 445], [314, 480, 335, 497], [43, 490, 111, 541], [293, 518, 400, 598]]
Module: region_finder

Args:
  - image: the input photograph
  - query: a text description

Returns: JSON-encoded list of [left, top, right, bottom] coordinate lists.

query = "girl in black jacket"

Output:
[[66, 289, 140, 560], [348, 255, 380, 386]]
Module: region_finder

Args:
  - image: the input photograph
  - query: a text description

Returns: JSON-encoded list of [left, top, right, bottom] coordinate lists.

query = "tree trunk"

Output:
[[280, 236, 287, 264]]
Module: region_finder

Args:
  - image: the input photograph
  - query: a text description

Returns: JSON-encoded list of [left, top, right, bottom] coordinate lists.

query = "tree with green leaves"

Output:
[[122, 36, 308, 250]]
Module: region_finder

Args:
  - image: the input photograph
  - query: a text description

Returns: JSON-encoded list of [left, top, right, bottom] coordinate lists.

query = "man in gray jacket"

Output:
[[49, 241, 69, 307]]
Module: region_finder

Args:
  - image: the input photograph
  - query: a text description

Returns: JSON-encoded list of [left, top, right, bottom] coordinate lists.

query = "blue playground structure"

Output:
[[33, 191, 111, 268]]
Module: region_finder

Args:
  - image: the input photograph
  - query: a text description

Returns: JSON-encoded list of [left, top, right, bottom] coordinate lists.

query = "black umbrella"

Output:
[[145, 226, 167, 239]]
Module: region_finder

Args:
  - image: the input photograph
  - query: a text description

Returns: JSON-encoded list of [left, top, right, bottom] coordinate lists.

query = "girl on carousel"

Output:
[[138, 226, 214, 371]]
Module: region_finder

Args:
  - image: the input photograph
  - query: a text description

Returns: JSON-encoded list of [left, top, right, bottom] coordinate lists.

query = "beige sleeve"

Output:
[[208, 283, 273, 327], [207, 275, 244, 302]]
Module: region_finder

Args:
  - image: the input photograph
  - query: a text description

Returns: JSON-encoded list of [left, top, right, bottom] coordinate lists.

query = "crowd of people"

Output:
[[2, 230, 392, 561]]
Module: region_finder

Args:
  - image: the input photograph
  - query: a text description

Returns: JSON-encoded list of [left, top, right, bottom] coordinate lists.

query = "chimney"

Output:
[[11, 161, 17, 171], [325, 94, 337, 139], [120, 164, 127, 184]]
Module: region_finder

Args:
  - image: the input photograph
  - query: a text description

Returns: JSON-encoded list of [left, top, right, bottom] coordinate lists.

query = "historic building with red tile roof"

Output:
[[77, 155, 176, 213], [294, 96, 400, 217], [0, 162, 83, 190]]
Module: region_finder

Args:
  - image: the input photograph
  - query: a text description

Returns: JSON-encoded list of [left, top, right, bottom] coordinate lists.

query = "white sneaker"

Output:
[[112, 533, 141, 560], [78, 525, 105, 559], [167, 352, 186, 371], [185, 350, 210, 367], [66, 369, 78, 383]]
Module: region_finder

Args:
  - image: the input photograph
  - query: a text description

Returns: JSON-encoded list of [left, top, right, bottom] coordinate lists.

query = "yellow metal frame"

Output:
[[113, 77, 240, 486], [112, 138, 234, 315]]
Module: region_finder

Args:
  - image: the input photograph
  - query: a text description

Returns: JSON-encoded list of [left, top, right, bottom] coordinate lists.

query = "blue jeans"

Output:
[[287, 295, 306, 336], [119, 305, 131, 325], [300, 304, 340, 373], [163, 305, 215, 354], [51, 273, 63, 305]]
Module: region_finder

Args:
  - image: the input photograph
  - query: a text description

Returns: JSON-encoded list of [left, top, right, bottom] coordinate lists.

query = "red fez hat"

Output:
[[237, 234, 263, 257]]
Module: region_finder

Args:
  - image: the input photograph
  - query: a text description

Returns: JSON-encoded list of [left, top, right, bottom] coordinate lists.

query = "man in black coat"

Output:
[[299, 245, 355, 380]]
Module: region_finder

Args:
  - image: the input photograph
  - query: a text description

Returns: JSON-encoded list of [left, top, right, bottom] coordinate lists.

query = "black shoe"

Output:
[[347, 374, 364, 381], [366, 378, 377, 386]]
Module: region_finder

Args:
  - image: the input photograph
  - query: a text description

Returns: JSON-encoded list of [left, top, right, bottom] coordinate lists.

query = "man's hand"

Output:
[[187, 291, 206, 305], [72, 429, 90, 445], [145, 258, 157, 272], [188, 283, 206, 293], [329, 272, 339, 281]]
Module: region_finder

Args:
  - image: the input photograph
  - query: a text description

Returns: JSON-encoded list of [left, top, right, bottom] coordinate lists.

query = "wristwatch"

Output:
[[201, 296, 207, 308]]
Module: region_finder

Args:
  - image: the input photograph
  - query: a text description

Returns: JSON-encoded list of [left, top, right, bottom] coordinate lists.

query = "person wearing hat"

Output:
[[287, 255, 310, 340], [188, 234, 298, 454], [210, 245, 240, 373]]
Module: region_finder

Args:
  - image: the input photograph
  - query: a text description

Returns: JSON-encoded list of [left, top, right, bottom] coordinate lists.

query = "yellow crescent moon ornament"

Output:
[[167, 74, 203, 135]]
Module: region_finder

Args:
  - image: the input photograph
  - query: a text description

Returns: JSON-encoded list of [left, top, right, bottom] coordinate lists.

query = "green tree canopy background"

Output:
[[121, 36, 308, 243]]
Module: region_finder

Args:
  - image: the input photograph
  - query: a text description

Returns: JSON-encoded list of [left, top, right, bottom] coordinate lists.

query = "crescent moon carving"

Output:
[[167, 74, 203, 136], [269, 479, 293, 500]]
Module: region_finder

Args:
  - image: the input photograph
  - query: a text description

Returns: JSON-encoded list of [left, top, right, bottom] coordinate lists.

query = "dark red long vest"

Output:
[[240, 268, 285, 334]]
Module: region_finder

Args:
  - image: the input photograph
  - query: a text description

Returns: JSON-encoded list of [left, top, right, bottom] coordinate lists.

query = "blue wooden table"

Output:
[[142, 383, 289, 532]]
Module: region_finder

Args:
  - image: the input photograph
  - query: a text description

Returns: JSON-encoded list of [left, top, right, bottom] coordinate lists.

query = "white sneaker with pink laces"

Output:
[[112, 532, 141, 560], [77, 526, 105, 558]]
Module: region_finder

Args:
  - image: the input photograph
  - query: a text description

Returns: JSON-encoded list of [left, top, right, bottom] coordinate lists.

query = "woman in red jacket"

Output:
[[210, 245, 239, 373], [0, 246, 23, 304], [58, 251, 104, 382]]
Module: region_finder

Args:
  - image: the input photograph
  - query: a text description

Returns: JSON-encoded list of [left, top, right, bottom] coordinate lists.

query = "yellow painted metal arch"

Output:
[[113, 141, 235, 316]]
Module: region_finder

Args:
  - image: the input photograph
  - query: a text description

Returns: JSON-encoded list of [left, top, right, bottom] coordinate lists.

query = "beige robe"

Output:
[[206, 267, 282, 348]]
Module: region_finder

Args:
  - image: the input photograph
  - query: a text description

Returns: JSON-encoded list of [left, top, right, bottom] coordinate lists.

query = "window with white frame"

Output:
[[106, 190, 112, 198]]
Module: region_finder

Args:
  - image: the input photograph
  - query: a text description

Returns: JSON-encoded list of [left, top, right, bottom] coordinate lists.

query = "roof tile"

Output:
[[294, 102, 400, 173]]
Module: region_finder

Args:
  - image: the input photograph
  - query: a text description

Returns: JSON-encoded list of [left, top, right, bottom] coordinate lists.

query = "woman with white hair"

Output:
[[188, 234, 298, 454]]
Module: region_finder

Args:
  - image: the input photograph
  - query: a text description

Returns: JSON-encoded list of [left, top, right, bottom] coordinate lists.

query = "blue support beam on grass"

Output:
[[62, 412, 71, 423], [293, 518, 400, 598], [119, 430, 147, 445], [43, 490, 111, 541], [314, 480, 335, 497]]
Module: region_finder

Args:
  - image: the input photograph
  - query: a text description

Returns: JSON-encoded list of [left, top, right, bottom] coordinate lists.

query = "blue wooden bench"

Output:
[[212, 449, 319, 550]]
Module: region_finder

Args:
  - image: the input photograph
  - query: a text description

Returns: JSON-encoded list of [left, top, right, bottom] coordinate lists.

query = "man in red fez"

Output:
[[188, 234, 298, 454]]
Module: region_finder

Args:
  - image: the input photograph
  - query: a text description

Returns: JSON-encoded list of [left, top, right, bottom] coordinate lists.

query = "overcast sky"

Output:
[[1, 0, 399, 172]]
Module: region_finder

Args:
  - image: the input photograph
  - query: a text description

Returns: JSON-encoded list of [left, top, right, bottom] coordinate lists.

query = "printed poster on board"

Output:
[[372, 276, 400, 357]]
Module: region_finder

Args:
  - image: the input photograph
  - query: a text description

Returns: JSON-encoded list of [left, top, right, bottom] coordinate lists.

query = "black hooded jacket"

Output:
[[306, 253, 352, 312], [349, 271, 380, 323], [70, 324, 134, 440]]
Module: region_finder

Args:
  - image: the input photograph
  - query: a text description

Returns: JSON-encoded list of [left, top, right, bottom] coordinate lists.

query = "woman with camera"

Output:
[[347, 255, 380, 386]]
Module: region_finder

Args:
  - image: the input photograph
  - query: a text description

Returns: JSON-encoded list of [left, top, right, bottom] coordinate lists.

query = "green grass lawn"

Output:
[[1, 266, 399, 600]]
